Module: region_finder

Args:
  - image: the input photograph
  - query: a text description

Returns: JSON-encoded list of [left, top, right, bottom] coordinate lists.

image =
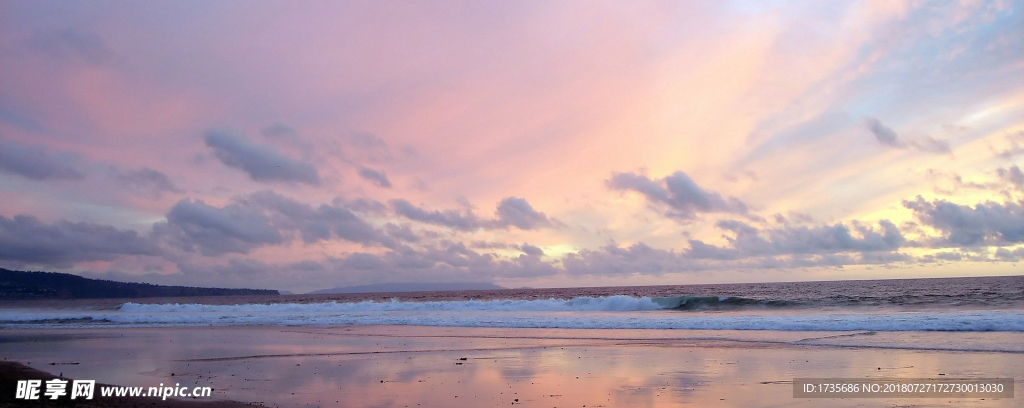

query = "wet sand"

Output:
[[0, 361, 265, 408], [1, 326, 1021, 407]]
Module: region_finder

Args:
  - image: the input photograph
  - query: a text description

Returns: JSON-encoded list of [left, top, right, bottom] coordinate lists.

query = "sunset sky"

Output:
[[1, 1, 1022, 292]]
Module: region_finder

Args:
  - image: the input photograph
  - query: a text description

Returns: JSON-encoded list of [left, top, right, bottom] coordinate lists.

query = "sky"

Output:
[[1, 0, 1022, 292]]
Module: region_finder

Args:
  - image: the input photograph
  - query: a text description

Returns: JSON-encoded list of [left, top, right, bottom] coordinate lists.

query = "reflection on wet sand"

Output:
[[1, 326, 1021, 408]]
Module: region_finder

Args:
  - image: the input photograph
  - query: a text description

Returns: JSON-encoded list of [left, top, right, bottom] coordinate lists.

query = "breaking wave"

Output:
[[1, 295, 1023, 331], [118, 295, 667, 313]]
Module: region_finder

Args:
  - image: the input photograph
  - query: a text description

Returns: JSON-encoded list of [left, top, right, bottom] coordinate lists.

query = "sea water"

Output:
[[2, 275, 1023, 355], [2, 275, 1021, 333]]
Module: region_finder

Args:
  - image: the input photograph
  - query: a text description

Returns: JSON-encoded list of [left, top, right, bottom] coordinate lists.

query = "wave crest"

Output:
[[118, 295, 666, 313]]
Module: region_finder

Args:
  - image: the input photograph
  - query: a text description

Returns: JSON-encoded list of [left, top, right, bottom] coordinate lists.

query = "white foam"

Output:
[[2, 296, 1023, 332], [118, 295, 666, 313]]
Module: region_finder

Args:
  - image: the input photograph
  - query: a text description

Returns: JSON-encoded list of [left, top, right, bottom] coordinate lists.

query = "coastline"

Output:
[[1, 325, 1021, 408]]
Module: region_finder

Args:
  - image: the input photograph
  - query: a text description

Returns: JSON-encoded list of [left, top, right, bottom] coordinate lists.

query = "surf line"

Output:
[[175, 343, 611, 363]]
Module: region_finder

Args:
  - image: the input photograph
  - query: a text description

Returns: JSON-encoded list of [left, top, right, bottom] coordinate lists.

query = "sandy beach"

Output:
[[0, 361, 265, 408], [1, 325, 1021, 408]]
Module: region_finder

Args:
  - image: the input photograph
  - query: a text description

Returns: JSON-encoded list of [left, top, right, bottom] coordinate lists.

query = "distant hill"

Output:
[[0, 269, 278, 299], [309, 282, 505, 294]]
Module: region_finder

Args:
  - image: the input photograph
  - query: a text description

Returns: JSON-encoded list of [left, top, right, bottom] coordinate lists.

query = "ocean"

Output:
[[2, 275, 1022, 334]]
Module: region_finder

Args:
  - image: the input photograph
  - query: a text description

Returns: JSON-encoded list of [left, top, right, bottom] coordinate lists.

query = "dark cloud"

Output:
[[0, 109, 47, 133], [204, 129, 320, 185], [112, 167, 182, 198], [162, 241, 558, 290], [341, 252, 390, 270], [866, 118, 902, 147], [715, 219, 759, 235], [390, 197, 552, 231], [0, 215, 160, 267], [27, 29, 113, 65], [994, 131, 1024, 159], [772, 212, 816, 225], [470, 241, 510, 249], [561, 238, 918, 277], [607, 171, 748, 219], [145, 192, 1021, 284], [99, 258, 330, 291], [848, 251, 912, 265], [163, 189, 387, 257], [357, 166, 392, 188], [994, 247, 1024, 262], [563, 242, 688, 276], [0, 142, 83, 181], [867, 118, 951, 154], [998, 146, 1024, 159], [687, 219, 906, 259], [169, 258, 281, 290], [376, 242, 557, 278], [345, 197, 390, 215], [684, 239, 738, 261], [287, 242, 559, 285], [780, 220, 905, 253], [153, 199, 285, 256], [903, 196, 1024, 247], [493, 197, 552, 229], [390, 199, 482, 231], [240, 190, 393, 247], [384, 223, 420, 243], [514, 243, 545, 256], [997, 166, 1024, 189], [918, 251, 964, 263]]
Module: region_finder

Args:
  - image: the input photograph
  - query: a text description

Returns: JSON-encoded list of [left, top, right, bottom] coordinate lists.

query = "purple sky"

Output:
[[1, 1, 1022, 292]]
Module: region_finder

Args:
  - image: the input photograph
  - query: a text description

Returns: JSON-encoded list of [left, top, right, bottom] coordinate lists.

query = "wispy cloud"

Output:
[[390, 197, 552, 231], [204, 129, 320, 185], [357, 166, 392, 188], [608, 171, 748, 220], [0, 142, 83, 181], [0, 214, 160, 268], [866, 118, 951, 154]]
